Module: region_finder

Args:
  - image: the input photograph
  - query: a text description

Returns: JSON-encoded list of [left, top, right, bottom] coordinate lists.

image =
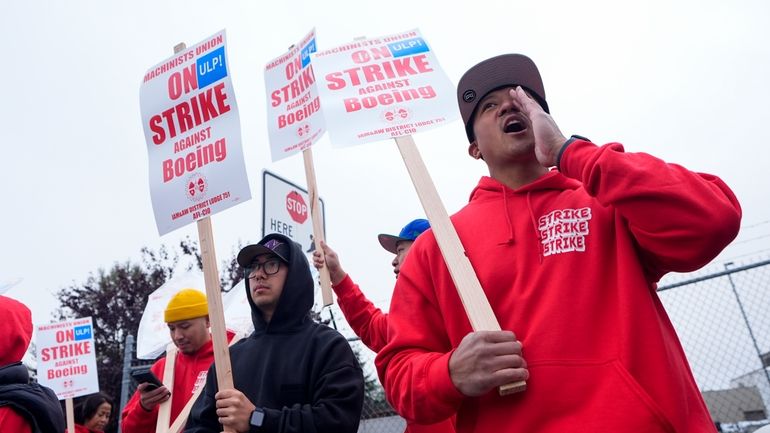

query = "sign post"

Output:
[[312, 29, 526, 394], [263, 29, 333, 305]]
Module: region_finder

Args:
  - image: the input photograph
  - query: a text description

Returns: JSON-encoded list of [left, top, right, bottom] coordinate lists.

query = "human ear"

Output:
[[468, 142, 482, 160]]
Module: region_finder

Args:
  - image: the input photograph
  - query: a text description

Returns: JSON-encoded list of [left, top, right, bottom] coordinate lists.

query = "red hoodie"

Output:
[[120, 330, 234, 433], [333, 275, 456, 433], [376, 140, 741, 433], [0, 296, 34, 433]]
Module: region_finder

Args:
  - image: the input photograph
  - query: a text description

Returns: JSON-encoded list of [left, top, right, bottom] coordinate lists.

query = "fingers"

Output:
[[450, 331, 528, 396], [139, 385, 170, 410], [214, 388, 240, 403], [140, 384, 169, 397], [320, 242, 336, 258], [492, 366, 530, 384], [509, 87, 540, 114], [214, 390, 254, 431], [478, 329, 517, 343], [311, 251, 324, 269]]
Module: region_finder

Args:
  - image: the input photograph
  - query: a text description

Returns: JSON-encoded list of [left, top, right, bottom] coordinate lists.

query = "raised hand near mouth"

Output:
[[510, 86, 566, 168]]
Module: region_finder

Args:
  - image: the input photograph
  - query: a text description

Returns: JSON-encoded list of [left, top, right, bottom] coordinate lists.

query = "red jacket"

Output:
[[376, 140, 741, 433], [334, 275, 456, 433], [0, 407, 32, 433], [121, 331, 234, 433], [333, 275, 389, 351], [0, 296, 64, 433]]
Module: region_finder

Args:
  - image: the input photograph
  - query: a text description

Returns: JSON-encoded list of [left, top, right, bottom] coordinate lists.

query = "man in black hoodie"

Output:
[[186, 233, 364, 433]]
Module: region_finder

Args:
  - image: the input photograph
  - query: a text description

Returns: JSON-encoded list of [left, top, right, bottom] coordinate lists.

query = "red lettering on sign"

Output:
[[324, 54, 433, 90], [168, 64, 199, 100], [55, 329, 74, 343], [150, 82, 231, 145], [40, 341, 92, 361]]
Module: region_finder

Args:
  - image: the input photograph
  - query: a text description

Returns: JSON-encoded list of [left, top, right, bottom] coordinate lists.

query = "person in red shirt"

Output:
[[121, 288, 232, 433], [375, 54, 742, 433], [314, 219, 456, 433], [0, 295, 64, 433]]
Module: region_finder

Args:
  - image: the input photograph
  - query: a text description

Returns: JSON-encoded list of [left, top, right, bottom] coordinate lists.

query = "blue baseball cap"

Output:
[[378, 218, 430, 254]]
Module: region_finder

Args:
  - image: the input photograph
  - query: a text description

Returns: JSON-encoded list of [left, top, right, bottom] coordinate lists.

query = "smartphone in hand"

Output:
[[130, 367, 164, 391]]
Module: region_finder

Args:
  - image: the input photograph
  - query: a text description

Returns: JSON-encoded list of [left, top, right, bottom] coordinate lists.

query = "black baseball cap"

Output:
[[237, 234, 290, 267], [456, 54, 549, 142]]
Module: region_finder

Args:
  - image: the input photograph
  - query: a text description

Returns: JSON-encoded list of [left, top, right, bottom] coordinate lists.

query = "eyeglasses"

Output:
[[246, 259, 282, 278]]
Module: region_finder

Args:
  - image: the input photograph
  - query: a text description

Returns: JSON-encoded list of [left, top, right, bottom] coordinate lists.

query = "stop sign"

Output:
[[286, 191, 308, 224]]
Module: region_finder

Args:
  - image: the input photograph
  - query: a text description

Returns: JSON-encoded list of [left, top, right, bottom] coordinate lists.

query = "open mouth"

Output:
[[504, 118, 526, 133]]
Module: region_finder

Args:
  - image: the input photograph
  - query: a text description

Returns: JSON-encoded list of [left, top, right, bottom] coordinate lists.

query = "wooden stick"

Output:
[[196, 217, 236, 397], [394, 135, 526, 395], [166, 334, 243, 433], [172, 41, 235, 430], [156, 343, 177, 433], [65, 397, 75, 433], [303, 147, 333, 306]]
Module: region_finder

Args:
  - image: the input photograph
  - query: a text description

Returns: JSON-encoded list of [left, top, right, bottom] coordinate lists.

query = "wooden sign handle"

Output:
[[171, 41, 235, 431], [303, 147, 333, 306], [155, 343, 177, 432], [394, 135, 526, 395], [196, 218, 235, 389], [65, 397, 75, 433], [165, 334, 243, 433]]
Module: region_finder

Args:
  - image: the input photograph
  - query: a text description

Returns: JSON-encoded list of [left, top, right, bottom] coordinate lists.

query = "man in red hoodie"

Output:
[[313, 218, 456, 433], [375, 54, 742, 433], [0, 295, 64, 433], [121, 288, 228, 432]]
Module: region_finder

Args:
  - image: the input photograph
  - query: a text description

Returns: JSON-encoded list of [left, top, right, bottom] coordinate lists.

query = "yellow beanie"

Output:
[[164, 289, 208, 323]]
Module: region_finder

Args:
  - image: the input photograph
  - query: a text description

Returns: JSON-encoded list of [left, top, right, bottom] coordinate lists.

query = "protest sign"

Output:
[[264, 29, 325, 161], [140, 30, 251, 236], [312, 30, 525, 394], [312, 29, 458, 146], [264, 30, 332, 305], [36, 317, 99, 400], [140, 39, 240, 430]]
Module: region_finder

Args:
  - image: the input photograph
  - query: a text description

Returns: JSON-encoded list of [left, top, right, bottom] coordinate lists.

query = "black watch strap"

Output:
[[556, 134, 590, 170]]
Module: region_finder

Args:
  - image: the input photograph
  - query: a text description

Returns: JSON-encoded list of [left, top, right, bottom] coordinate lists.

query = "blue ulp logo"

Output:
[[74, 325, 92, 341], [301, 38, 317, 69], [387, 37, 429, 58], [197, 46, 228, 89]]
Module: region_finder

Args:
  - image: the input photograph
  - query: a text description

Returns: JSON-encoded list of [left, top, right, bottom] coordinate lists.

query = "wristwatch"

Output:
[[250, 408, 265, 430], [557, 134, 591, 169]]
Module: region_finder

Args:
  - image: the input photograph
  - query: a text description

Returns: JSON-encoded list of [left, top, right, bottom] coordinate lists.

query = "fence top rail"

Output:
[[658, 258, 770, 291]]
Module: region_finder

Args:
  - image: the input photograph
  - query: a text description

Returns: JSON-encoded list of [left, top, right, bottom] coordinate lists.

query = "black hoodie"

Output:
[[186, 233, 364, 433]]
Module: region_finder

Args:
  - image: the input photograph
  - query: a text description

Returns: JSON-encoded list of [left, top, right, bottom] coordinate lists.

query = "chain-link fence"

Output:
[[658, 257, 770, 432], [118, 256, 770, 433]]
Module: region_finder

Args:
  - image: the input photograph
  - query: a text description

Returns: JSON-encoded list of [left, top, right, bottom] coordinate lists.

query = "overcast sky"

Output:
[[2, 0, 769, 338]]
